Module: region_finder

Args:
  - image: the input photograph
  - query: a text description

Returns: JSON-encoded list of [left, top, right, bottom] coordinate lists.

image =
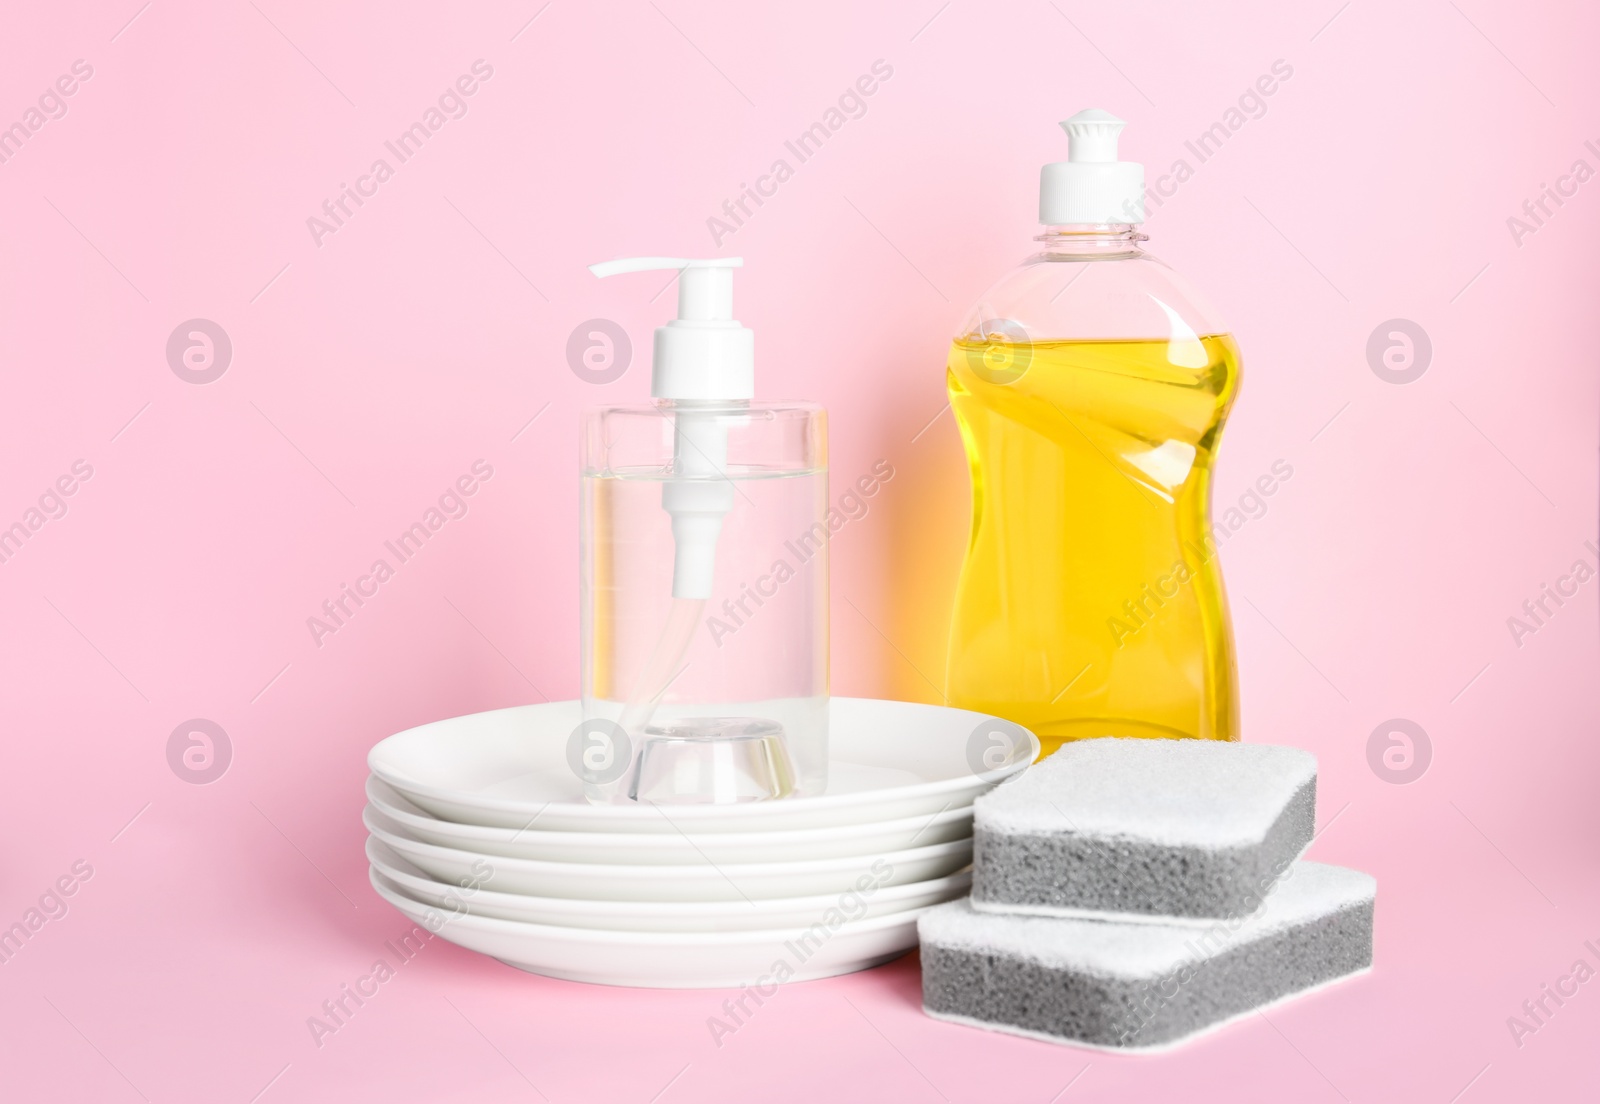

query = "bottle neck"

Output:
[[1034, 223, 1148, 259]]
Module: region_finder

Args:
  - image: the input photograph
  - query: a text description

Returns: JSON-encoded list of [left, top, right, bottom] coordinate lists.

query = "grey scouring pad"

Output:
[[972, 737, 1317, 923], [920, 861, 1374, 1051]]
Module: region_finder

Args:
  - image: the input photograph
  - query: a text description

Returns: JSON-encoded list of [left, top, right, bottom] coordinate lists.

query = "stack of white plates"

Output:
[[366, 698, 1037, 988]]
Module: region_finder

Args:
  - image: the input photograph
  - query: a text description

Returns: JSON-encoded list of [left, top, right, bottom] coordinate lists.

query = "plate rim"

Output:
[[370, 865, 935, 947], [367, 697, 1037, 825], [366, 774, 975, 849], [365, 803, 975, 879], [366, 834, 974, 919]]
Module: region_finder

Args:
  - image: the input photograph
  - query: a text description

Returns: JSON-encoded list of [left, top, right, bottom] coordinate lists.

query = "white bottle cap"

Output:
[[1039, 109, 1145, 225], [588, 256, 754, 401]]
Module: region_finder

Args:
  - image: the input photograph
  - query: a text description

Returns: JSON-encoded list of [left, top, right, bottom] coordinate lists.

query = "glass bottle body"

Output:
[[581, 401, 829, 802]]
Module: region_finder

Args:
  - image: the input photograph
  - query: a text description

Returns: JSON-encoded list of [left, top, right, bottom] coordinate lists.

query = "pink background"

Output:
[[1, 1, 1596, 1100]]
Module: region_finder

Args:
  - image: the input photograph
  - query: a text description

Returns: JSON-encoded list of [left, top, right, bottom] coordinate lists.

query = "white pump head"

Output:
[[1039, 109, 1145, 226], [589, 256, 753, 600], [587, 256, 754, 401]]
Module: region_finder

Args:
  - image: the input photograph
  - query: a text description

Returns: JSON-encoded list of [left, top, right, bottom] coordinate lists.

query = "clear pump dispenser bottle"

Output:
[[581, 258, 828, 804]]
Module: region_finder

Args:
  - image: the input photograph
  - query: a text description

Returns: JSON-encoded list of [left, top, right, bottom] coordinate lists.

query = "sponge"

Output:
[[972, 738, 1316, 923], [921, 861, 1374, 1050]]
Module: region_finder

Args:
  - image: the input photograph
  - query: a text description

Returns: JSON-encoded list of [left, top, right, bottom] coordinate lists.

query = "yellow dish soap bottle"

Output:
[[945, 109, 1241, 758]]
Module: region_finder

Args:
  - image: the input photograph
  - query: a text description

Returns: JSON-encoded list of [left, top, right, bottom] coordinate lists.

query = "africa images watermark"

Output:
[[1366, 319, 1431, 385], [704, 858, 895, 1048], [1367, 718, 1431, 785], [306, 60, 495, 247], [705, 459, 895, 646], [1505, 539, 1599, 649], [1506, 140, 1600, 248], [1506, 938, 1600, 1049], [1119, 58, 1293, 222], [706, 59, 894, 247], [167, 318, 234, 384], [0, 59, 94, 168], [0, 859, 94, 967], [1107, 459, 1294, 648], [306, 460, 496, 646], [167, 718, 233, 785], [308, 859, 492, 1048], [0, 459, 94, 567]]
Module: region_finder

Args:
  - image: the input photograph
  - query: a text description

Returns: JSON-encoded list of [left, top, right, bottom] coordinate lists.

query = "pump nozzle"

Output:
[[588, 257, 753, 401], [589, 256, 754, 600]]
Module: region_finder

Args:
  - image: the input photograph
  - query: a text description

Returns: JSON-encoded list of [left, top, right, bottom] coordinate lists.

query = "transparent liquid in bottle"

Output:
[[581, 415, 829, 801]]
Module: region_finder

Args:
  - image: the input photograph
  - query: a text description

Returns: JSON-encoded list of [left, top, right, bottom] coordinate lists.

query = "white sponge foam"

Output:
[[979, 737, 1316, 847]]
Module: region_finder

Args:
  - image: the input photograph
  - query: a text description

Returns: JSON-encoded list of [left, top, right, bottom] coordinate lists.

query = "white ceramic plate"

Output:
[[365, 804, 973, 902], [366, 775, 975, 864], [367, 836, 973, 932], [371, 868, 927, 988], [367, 698, 1036, 832]]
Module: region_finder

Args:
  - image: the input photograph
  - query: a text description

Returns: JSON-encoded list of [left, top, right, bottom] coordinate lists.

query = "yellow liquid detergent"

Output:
[[945, 333, 1242, 757]]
